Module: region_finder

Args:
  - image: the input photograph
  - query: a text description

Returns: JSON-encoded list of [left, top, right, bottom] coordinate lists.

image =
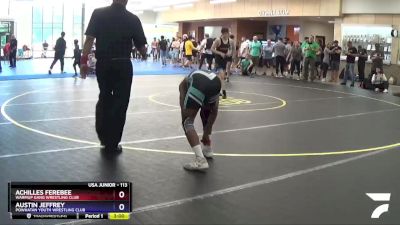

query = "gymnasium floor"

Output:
[[1, 69, 400, 224]]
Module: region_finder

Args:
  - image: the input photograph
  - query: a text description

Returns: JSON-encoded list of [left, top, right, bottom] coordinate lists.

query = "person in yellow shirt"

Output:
[[184, 36, 196, 69]]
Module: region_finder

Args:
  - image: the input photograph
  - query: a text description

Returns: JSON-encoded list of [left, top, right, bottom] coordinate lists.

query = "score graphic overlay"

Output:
[[8, 182, 131, 220]]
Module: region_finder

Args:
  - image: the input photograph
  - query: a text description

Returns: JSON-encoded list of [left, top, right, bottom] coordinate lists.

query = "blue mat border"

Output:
[[0, 70, 189, 81]]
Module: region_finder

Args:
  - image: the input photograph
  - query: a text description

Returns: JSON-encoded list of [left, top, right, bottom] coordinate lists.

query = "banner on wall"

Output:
[[268, 25, 287, 41]]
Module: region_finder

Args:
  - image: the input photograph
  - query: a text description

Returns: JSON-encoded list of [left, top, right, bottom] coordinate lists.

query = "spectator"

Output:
[[166, 38, 171, 59], [180, 34, 188, 67], [357, 45, 368, 85], [151, 37, 158, 61], [300, 37, 309, 77], [287, 41, 302, 80], [22, 45, 31, 58], [321, 42, 332, 82], [3, 42, 10, 57], [370, 43, 384, 75], [170, 37, 181, 66], [302, 36, 320, 82], [0, 48, 2, 73], [159, 35, 168, 67], [9, 35, 18, 68], [156, 38, 161, 61], [249, 36, 262, 76], [198, 34, 208, 69], [226, 34, 236, 82], [184, 35, 196, 68], [315, 39, 323, 78], [284, 37, 292, 76], [72, 39, 81, 77], [371, 68, 389, 93], [239, 37, 249, 62], [241, 54, 254, 76], [273, 38, 286, 77], [341, 41, 358, 87], [301, 37, 309, 53], [198, 34, 214, 71], [262, 39, 273, 76], [49, 32, 67, 74], [42, 40, 49, 58], [233, 37, 240, 72], [284, 37, 292, 51], [329, 40, 342, 83], [191, 37, 199, 65]]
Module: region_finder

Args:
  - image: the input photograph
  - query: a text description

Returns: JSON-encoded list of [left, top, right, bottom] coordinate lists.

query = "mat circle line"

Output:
[[148, 91, 287, 112]]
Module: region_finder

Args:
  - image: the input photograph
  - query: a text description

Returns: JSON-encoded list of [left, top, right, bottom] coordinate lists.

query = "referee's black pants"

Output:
[[96, 59, 133, 148]]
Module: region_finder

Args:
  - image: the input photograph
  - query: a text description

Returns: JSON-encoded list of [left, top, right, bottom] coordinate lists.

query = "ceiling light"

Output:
[[153, 6, 170, 12], [210, 0, 236, 4], [174, 3, 194, 9]]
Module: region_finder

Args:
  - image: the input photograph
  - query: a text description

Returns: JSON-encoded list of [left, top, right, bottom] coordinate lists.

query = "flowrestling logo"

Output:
[[366, 193, 391, 219]]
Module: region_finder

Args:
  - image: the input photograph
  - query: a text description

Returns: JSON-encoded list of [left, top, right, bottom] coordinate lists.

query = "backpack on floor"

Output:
[[361, 77, 373, 90]]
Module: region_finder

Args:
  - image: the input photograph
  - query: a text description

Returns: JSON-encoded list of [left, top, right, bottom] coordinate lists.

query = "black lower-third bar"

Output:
[[12, 213, 109, 220], [12, 213, 78, 219]]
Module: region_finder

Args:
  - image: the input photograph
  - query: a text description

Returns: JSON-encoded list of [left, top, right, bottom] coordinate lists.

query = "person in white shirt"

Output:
[[239, 37, 249, 61], [170, 37, 181, 66], [198, 34, 214, 70], [371, 68, 389, 93]]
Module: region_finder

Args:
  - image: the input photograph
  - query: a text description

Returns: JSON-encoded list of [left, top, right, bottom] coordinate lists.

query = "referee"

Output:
[[80, 0, 147, 153]]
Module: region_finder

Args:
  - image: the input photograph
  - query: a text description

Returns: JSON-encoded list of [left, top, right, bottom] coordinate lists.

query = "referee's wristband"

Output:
[[81, 55, 89, 65]]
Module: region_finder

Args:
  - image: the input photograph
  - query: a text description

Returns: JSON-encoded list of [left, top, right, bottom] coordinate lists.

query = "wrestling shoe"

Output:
[[202, 145, 214, 159], [183, 157, 209, 171]]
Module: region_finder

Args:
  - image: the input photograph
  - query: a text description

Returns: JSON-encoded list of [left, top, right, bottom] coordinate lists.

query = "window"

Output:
[[72, 6, 82, 42], [32, 6, 43, 46], [31, 5, 64, 48], [31, 3, 84, 56]]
